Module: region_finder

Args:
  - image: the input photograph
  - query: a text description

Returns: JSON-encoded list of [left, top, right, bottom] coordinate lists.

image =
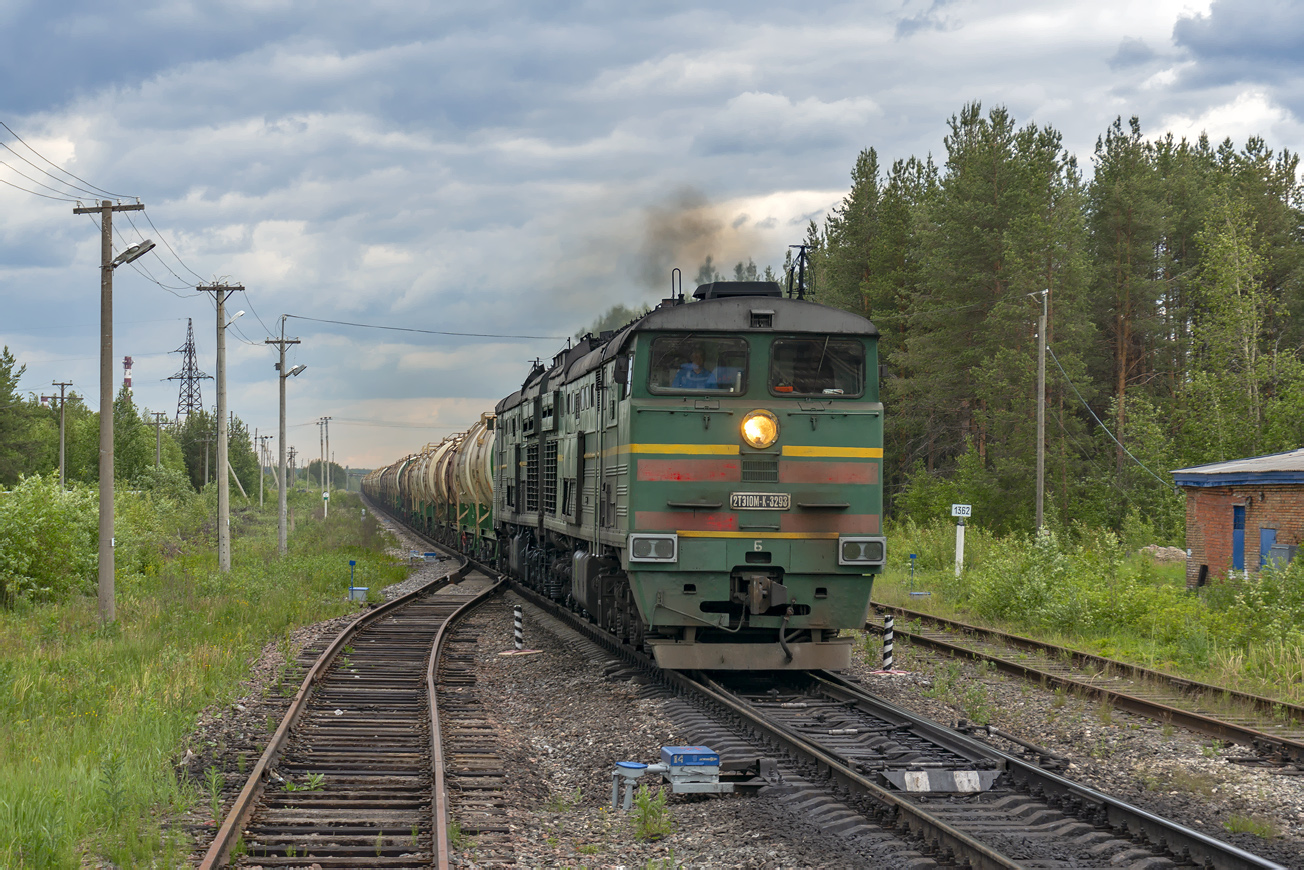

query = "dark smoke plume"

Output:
[[633, 187, 765, 292]]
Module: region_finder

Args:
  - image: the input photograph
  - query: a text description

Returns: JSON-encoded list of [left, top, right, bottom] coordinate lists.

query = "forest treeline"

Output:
[[0, 347, 350, 494], [795, 103, 1304, 540]]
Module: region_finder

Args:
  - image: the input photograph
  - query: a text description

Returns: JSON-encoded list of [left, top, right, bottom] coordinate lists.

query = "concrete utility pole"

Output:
[[323, 415, 332, 490], [261, 434, 277, 485], [199, 285, 244, 573], [257, 433, 274, 507], [153, 411, 167, 467], [203, 433, 215, 484], [73, 199, 150, 626], [317, 418, 325, 491], [44, 381, 72, 489], [266, 318, 303, 556], [1034, 289, 1049, 531]]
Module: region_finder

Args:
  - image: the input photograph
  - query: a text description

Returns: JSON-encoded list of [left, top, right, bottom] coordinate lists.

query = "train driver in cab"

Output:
[[672, 347, 717, 390]]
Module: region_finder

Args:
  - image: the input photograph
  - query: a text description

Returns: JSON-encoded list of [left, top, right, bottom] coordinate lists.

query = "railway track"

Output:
[[868, 603, 1304, 768], [198, 555, 503, 869], [503, 579, 1288, 869], [363, 502, 1288, 868]]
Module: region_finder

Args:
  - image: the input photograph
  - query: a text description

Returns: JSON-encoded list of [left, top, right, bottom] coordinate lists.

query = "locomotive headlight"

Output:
[[741, 409, 779, 449], [839, 536, 886, 566]]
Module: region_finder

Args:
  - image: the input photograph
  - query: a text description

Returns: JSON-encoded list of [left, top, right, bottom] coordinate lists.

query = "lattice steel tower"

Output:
[[168, 318, 212, 422]]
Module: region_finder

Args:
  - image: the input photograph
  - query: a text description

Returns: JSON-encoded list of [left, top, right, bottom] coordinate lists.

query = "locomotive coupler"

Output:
[[746, 573, 789, 614]]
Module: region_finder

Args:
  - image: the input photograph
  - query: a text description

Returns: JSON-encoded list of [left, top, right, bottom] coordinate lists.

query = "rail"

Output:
[[869, 603, 1304, 763], [199, 556, 472, 869]]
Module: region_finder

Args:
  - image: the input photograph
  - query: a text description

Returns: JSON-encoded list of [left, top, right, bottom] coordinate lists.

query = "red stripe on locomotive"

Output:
[[636, 458, 742, 482], [779, 460, 878, 485]]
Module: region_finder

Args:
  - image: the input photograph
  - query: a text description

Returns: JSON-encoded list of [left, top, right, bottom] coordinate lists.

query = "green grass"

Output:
[[631, 784, 674, 842], [873, 519, 1304, 706], [0, 488, 406, 868], [1224, 813, 1281, 838]]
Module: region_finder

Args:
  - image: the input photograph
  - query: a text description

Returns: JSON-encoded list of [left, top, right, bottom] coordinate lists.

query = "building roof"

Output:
[[1172, 448, 1304, 488]]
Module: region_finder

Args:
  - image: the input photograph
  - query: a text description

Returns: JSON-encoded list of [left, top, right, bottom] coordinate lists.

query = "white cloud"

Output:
[[1158, 89, 1298, 144], [3, 0, 1300, 467]]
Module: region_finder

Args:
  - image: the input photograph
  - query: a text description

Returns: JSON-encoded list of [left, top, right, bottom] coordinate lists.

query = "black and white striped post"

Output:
[[882, 614, 894, 671], [514, 605, 523, 651]]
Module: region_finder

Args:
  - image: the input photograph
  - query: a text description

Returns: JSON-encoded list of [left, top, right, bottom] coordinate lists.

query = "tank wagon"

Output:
[[365, 280, 885, 669]]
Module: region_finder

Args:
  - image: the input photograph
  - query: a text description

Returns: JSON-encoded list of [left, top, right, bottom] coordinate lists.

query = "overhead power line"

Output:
[[0, 120, 132, 199], [283, 314, 567, 341], [0, 142, 105, 199], [1047, 343, 1178, 495], [142, 208, 207, 284], [0, 176, 78, 201]]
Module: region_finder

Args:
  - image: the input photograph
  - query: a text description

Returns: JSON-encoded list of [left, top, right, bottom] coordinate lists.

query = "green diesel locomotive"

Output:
[[365, 280, 885, 670]]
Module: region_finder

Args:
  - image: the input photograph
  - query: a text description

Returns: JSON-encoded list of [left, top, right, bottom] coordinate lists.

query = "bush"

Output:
[[131, 466, 195, 503], [0, 476, 98, 606]]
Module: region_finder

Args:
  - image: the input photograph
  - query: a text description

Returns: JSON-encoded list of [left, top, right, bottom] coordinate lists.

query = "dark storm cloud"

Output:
[[895, 0, 959, 39], [1173, 0, 1304, 91], [1108, 38, 1157, 71], [4, 0, 1300, 464]]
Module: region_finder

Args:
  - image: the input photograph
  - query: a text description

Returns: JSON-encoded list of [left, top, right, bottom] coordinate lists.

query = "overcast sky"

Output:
[[1, 0, 1299, 470]]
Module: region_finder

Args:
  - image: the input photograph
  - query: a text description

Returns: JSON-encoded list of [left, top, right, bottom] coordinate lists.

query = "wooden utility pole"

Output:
[[1034, 289, 1048, 531], [203, 434, 215, 484], [153, 411, 167, 466], [266, 319, 303, 556], [198, 285, 244, 572], [258, 433, 273, 506], [73, 199, 147, 626], [44, 381, 72, 489]]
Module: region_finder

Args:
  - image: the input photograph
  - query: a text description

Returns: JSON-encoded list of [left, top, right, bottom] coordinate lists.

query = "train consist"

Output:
[[364, 280, 885, 669]]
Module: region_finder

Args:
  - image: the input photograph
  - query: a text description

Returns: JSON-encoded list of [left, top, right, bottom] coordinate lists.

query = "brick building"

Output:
[[1173, 448, 1304, 587]]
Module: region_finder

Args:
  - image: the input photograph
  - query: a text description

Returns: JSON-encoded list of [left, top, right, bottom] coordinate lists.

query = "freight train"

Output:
[[363, 280, 885, 669]]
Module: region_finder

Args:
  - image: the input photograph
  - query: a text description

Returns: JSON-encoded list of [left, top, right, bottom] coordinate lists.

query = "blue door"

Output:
[[1260, 527, 1278, 568], [1232, 506, 1246, 571]]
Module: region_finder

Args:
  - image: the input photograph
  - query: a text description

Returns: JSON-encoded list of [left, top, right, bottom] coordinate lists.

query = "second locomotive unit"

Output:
[[365, 280, 885, 669]]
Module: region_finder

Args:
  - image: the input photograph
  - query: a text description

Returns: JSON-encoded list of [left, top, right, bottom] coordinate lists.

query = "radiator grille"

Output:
[[542, 440, 557, 514], [525, 444, 539, 512], [741, 458, 779, 482]]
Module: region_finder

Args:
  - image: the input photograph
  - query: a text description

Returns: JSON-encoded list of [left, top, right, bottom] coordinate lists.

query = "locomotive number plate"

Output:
[[730, 492, 791, 510]]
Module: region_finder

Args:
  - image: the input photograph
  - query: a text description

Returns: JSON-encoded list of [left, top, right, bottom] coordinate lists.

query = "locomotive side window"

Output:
[[769, 338, 864, 397], [647, 335, 749, 393]]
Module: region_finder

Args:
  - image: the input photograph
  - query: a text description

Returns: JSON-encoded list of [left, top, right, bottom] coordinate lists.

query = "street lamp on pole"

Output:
[[73, 193, 151, 625], [200, 286, 245, 573]]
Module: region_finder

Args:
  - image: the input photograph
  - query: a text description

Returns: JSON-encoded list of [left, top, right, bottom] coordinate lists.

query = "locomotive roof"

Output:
[[495, 295, 878, 414]]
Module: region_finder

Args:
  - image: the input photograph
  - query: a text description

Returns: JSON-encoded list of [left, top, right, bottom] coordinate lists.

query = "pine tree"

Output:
[[1087, 117, 1166, 471], [0, 347, 37, 484], [895, 103, 1090, 529]]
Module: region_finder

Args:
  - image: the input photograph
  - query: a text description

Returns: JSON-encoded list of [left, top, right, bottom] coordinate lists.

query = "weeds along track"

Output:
[[199, 557, 503, 869], [869, 604, 1304, 768]]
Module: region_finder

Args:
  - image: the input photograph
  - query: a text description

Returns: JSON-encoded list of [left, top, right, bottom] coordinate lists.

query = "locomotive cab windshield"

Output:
[[648, 334, 749, 394], [769, 337, 864, 397]]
